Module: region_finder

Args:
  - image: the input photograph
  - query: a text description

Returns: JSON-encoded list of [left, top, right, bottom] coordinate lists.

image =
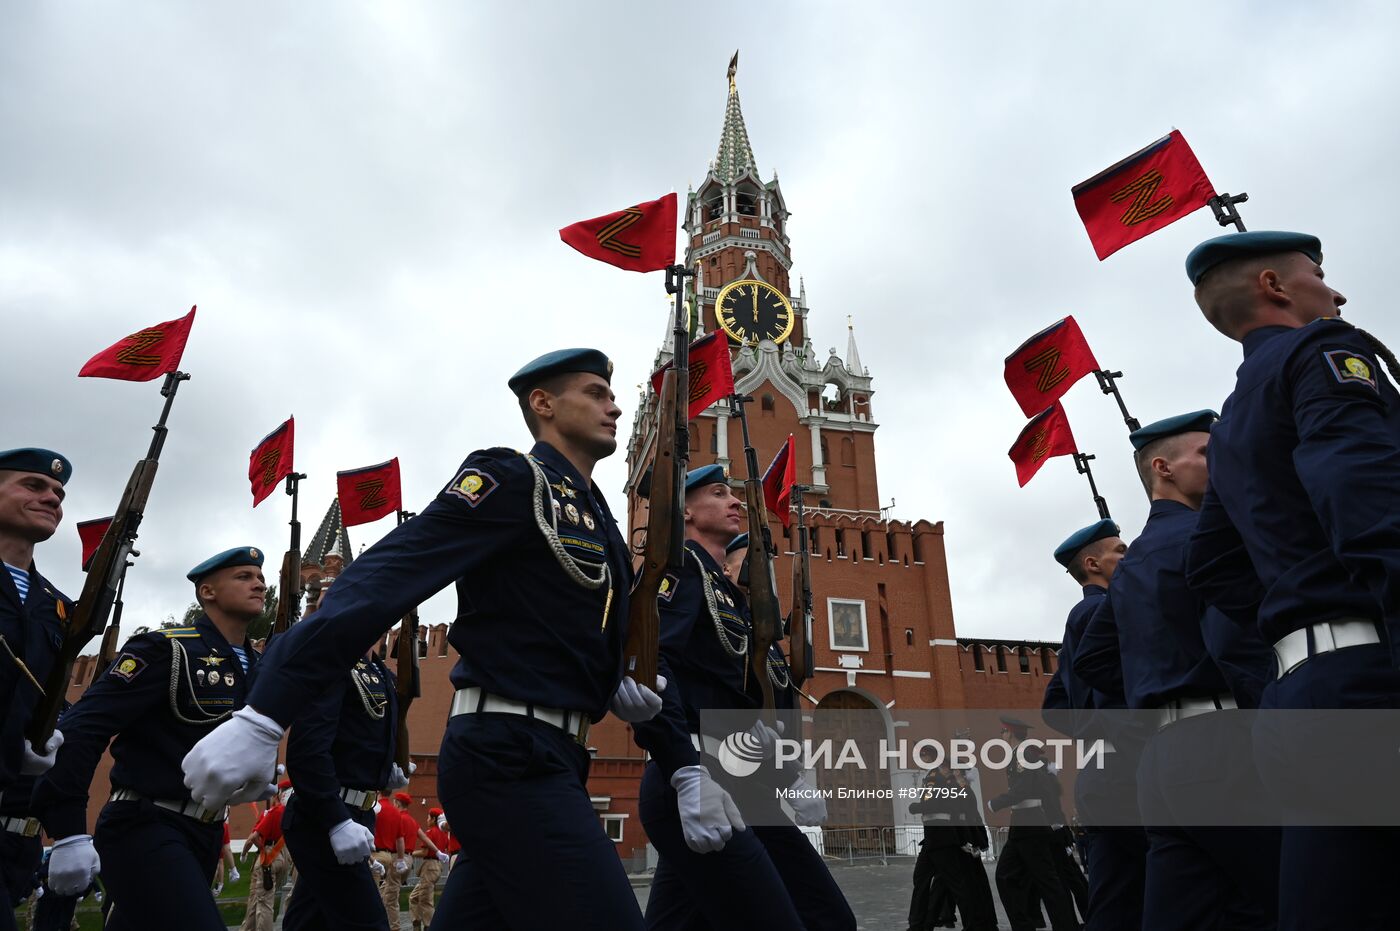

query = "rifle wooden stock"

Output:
[[270, 547, 302, 638], [394, 608, 421, 771], [28, 459, 156, 746], [742, 477, 782, 715], [624, 367, 680, 690]]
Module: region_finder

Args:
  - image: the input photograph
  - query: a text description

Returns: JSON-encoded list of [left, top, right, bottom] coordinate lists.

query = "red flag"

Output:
[[77, 517, 114, 571], [1003, 316, 1101, 417], [249, 418, 295, 507], [1008, 402, 1078, 487], [337, 458, 403, 527], [559, 193, 677, 272], [1072, 131, 1216, 260], [650, 332, 736, 420], [761, 434, 798, 528], [78, 306, 197, 381]]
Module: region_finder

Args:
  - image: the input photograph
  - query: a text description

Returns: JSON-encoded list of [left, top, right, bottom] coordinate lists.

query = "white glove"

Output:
[[786, 773, 827, 827], [210, 881, 223, 896], [670, 765, 745, 854], [436, 816, 447, 830], [386, 764, 410, 790], [182, 706, 283, 809], [328, 819, 375, 866], [747, 719, 784, 760], [21, 730, 63, 775], [48, 835, 100, 897], [608, 675, 667, 723], [370, 858, 386, 879], [393, 856, 409, 875], [408, 761, 417, 775], [436, 851, 449, 863], [229, 865, 241, 883]]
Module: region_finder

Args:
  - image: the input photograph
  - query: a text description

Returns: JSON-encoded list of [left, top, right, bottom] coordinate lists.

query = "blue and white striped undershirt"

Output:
[[230, 645, 249, 675], [4, 563, 29, 601]]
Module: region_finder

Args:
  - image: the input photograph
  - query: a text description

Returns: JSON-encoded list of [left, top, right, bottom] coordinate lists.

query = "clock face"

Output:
[[715, 279, 795, 345]]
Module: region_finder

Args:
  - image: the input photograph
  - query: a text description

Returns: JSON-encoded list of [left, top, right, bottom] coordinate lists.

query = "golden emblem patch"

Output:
[[109, 652, 146, 683], [1324, 349, 1379, 391], [446, 467, 500, 508]]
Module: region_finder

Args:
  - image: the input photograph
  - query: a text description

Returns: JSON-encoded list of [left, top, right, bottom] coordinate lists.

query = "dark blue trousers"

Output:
[[93, 798, 224, 930], [430, 713, 643, 930], [281, 800, 388, 931], [639, 761, 854, 931], [0, 830, 41, 929], [30, 884, 81, 931], [1255, 643, 1400, 931], [1137, 714, 1279, 931], [1075, 750, 1146, 931]]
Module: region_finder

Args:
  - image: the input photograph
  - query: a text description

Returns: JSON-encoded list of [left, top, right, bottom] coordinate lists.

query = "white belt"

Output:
[[925, 813, 953, 822], [2, 816, 40, 838], [1274, 619, 1382, 680], [689, 733, 728, 758], [1010, 799, 1042, 810], [109, 789, 227, 824], [450, 687, 590, 746], [340, 787, 378, 812], [1152, 693, 1237, 731]]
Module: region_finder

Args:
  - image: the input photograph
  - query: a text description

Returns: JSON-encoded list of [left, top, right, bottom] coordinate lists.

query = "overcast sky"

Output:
[[4, 1, 1396, 644]]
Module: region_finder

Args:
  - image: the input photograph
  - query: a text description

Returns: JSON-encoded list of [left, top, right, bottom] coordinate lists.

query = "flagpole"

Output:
[[1208, 192, 1248, 232], [1073, 452, 1111, 520], [1092, 369, 1141, 433]]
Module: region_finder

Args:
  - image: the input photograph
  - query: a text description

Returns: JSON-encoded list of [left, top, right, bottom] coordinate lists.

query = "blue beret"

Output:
[[684, 464, 729, 493], [999, 714, 1033, 732], [1054, 519, 1121, 569], [725, 532, 749, 555], [187, 546, 265, 584], [1185, 231, 1322, 286], [0, 448, 72, 486], [1129, 410, 1218, 451], [508, 348, 613, 398]]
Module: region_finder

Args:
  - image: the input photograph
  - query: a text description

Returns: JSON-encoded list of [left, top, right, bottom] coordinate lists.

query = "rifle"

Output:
[[28, 370, 189, 746], [624, 264, 693, 689], [267, 472, 306, 642], [393, 510, 421, 772], [732, 395, 783, 718], [89, 557, 134, 685], [788, 484, 814, 687]]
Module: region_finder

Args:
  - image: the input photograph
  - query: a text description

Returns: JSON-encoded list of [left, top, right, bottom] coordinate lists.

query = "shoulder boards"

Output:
[[160, 627, 202, 638]]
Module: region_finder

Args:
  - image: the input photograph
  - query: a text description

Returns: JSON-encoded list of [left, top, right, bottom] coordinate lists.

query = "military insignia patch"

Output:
[[550, 481, 578, 499], [1324, 349, 1378, 391], [110, 652, 146, 683], [659, 573, 680, 603], [199, 654, 225, 667], [446, 467, 500, 508]]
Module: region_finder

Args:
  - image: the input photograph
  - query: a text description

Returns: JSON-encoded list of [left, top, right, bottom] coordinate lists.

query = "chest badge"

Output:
[[550, 480, 578, 499], [223, 672, 236, 687], [199, 655, 225, 667], [563, 503, 580, 525], [581, 511, 596, 531]]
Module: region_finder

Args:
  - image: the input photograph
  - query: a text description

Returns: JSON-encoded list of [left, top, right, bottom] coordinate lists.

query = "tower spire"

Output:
[[846, 315, 865, 375], [714, 51, 757, 183]]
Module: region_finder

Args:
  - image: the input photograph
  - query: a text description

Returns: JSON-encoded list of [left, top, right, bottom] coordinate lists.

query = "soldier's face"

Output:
[[200, 565, 267, 620], [685, 482, 744, 540], [1280, 255, 1346, 323], [1086, 539, 1127, 581], [0, 470, 65, 543], [550, 374, 621, 460], [1167, 433, 1211, 501]]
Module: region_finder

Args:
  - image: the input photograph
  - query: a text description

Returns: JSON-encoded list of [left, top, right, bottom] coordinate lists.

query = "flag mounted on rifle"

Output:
[[762, 434, 797, 528], [1008, 402, 1078, 487], [78, 306, 197, 381], [337, 458, 402, 527], [249, 418, 295, 507], [1004, 316, 1100, 417], [77, 517, 114, 572], [1072, 130, 1216, 260], [560, 193, 678, 273], [651, 331, 735, 420]]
